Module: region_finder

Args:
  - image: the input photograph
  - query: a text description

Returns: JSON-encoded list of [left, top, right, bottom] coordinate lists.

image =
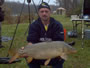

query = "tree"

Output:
[[56, 0, 80, 9], [56, 0, 83, 16]]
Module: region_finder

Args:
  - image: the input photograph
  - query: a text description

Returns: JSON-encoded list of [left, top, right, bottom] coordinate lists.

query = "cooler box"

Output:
[[85, 29, 90, 39]]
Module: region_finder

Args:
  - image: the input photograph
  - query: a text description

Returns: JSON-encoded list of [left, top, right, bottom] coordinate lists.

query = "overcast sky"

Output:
[[6, 0, 56, 5]]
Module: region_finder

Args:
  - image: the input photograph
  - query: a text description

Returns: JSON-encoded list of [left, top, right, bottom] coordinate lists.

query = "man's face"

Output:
[[38, 8, 51, 21]]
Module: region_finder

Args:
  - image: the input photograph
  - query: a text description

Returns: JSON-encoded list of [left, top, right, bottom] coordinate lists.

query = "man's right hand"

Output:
[[28, 42, 32, 45], [21, 47, 25, 50]]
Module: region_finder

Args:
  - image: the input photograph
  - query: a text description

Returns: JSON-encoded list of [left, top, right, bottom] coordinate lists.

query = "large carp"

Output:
[[9, 41, 77, 65]]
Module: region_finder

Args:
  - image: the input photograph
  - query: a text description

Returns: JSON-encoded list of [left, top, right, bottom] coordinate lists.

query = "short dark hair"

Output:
[[38, 2, 50, 10]]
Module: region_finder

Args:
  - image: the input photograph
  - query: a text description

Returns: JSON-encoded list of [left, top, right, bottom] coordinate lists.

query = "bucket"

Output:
[[64, 29, 66, 40]]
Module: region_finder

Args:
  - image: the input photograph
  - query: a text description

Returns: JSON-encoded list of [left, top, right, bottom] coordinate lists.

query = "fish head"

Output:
[[63, 45, 77, 54], [60, 45, 77, 60]]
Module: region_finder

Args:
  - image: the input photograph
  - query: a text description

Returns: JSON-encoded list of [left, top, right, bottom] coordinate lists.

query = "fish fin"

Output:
[[60, 53, 68, 60], [9, 53, 20, 63], [26, 57, 33, 63], [44, 59, 51, 66]]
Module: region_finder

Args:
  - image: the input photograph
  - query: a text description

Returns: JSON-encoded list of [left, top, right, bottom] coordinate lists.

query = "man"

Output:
[[0, 0, 4, 48], [27, 2, 64, 68]]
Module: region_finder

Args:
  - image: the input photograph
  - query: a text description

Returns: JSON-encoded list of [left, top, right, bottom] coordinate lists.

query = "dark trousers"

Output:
[[28, 58, 65, 68]]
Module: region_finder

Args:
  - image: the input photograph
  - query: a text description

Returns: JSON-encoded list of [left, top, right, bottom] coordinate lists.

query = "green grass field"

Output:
[[0, 15, 90, 68]]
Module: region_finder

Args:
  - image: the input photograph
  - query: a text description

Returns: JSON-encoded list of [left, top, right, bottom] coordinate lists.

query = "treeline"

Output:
[[2, 1, 58, 24], [56, 0, 83, 16], [2, 1, 83, 16], [3, 2, 38, 15], [3, 1, 58, 15]]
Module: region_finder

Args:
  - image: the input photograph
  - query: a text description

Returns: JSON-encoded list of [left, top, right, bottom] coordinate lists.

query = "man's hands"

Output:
[[28, 43, 32, 45]]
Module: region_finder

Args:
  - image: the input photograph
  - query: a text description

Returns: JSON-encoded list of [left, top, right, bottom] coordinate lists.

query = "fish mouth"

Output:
[[74, 50, 77, 53], [71, 47, 77, 53], [72, 50, 77, 53]]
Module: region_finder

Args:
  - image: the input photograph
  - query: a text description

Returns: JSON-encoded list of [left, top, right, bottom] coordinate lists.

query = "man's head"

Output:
[[38, 2, 51, 22]]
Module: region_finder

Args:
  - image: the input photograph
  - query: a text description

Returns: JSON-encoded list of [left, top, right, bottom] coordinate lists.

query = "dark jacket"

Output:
[[0, 7, 4, 22], [27, 17, 64, 43]]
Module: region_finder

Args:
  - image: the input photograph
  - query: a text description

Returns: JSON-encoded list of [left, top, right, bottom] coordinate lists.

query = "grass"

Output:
[[0, 15, 90, 68]]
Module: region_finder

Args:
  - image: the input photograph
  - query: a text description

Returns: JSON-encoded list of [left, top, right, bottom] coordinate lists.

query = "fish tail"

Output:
[[9, 53, 20, 63]]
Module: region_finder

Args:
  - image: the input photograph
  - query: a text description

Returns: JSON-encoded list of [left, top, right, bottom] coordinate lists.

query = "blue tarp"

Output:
[[1, 36, 12, 42]]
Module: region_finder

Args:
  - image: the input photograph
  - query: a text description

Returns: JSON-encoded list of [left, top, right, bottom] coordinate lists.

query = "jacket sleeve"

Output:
[[52, 22, 64, 41], [27, 23, 40, 43]]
